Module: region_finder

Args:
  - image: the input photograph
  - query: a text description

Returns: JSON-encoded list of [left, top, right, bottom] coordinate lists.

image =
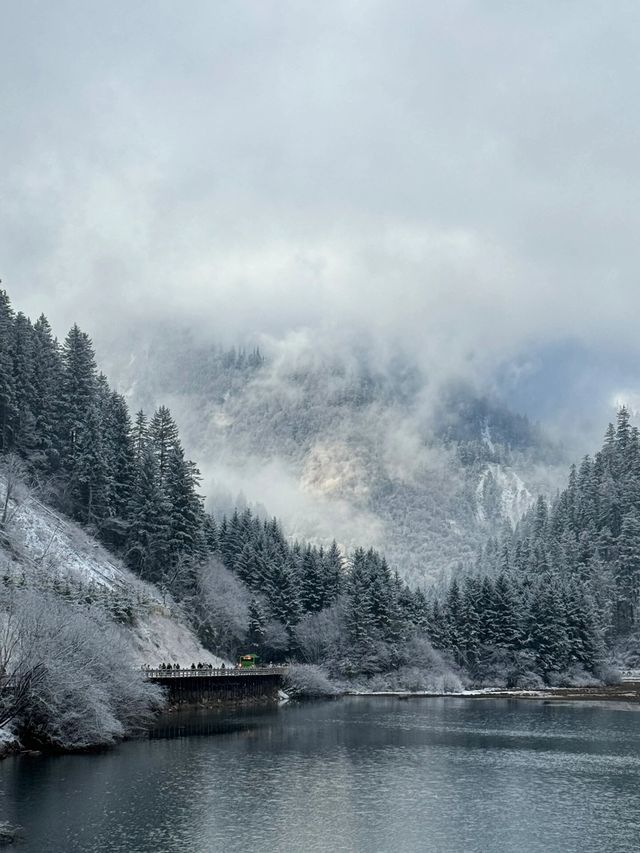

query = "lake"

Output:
[[2, 697, 640, 852]]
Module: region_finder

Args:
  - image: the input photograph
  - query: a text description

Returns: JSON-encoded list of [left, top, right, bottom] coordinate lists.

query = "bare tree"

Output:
[[0, 590, 164, 748], [0, 453, 27, 545], [0, 602, 46, 728], [191, 559, 249, 659]]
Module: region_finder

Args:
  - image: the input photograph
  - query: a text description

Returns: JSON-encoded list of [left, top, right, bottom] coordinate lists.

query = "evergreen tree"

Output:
[[12, 312, 37, 456], [0, 290, 17, 452], [299, 545, 323, 612], [126, 446, 169, 582], [165, 447, 205, 568], [103, 392, 136, 522], [59, 324, 98, 468], [150, 406, 181, 485], [615, 512, 640, 634], [69, 403, 109, 526], [247, 598, 266, 650], [31, 315, 63, 472]]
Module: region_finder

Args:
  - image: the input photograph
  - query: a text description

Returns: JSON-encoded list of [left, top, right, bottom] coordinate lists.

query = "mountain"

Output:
[[104, 326, 569, 585]]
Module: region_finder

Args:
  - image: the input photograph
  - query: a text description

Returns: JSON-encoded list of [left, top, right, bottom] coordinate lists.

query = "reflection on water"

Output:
[[2, 698, 640, 853]]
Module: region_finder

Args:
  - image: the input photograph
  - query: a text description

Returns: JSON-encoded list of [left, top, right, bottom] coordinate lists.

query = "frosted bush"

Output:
[[2, 590, 164, 750], [284, 664, 340, 698]]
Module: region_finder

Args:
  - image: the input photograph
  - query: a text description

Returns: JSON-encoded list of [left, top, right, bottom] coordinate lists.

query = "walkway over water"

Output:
[[143, 667, 287, 680], [143, 666, 287, 706]]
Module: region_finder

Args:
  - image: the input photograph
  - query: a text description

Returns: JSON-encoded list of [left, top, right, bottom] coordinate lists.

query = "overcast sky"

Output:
[[2, 1, 640, 433]]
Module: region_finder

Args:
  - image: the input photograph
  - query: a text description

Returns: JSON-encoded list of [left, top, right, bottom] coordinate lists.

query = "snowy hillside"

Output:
[[0, 477, 227, 668]]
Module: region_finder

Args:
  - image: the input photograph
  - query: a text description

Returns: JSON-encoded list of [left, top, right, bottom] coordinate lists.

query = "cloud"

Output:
[[2, 0, 640, 411]]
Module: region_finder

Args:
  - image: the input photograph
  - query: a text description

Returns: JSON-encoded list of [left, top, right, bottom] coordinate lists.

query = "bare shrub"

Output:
[[284, 664, 340, 698], [1, 590, 164, 750], [192, 559, 249, 659], [0, 454, 28, 548], [295, 607, 342, 664]]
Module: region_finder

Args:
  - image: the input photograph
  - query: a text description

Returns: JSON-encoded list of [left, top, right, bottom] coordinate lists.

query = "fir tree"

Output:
[[150, 406, 181, 485], [0, 290, 17, 452], [59, 324, 98, 467]]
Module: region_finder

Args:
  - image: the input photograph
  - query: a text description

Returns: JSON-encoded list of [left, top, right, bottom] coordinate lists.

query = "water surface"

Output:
[[2, 697, 640, 852]]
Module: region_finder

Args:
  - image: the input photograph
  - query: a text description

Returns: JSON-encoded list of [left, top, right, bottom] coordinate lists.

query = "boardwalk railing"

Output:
[[143, 667, 287, 679]]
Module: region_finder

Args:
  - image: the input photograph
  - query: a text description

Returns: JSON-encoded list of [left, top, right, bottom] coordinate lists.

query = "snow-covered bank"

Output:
[[1, 477, 225, 668], [0, 478, 228, 751], [0, 727, 20, 759], [345, 682, 640, 703]]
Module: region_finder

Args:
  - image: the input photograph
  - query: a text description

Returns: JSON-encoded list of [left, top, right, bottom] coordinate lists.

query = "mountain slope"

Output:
[[105, 329, 569, 584], [1, 474, 225, 668]]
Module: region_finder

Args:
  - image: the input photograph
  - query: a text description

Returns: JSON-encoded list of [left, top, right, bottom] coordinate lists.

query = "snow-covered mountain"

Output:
[[104, 329, 569, 585]]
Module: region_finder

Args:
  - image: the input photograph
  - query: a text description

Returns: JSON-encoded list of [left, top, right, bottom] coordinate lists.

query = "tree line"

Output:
[[1, 287, 635, 686], [0, 289, 432, 681], [429, 407, 640, 682]]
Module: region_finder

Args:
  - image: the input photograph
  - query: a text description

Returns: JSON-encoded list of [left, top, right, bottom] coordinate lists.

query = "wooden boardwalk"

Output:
[[143, 666, 287, 707], [143, 666, 287, 679]]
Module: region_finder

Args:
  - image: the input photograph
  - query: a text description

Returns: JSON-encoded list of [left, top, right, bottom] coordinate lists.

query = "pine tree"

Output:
[[31, 314, 63, 472], [322, 540, 344, 605], [345, 548, 375, 648], [202, 513, 218, 552], [445, 578, 463, 661], [59, 324, 98, 468], [460, 577, 481, 668], [493, 574, 521, 649], [12, 312, 37, 457], [427, 600, 448, 649], [126, 446, 169, 582], [247, 598, 266, 650], [165, 447, 205, 567], [478, 575, 497, 646], [615, 512, 640, 634], [69, 403, 109, 526], [527, 579, 569, 677], [103, 392, 136, 521], [150, 406, 181, 485], [299, 545, 323, 612], [132, 410, 149, 464], [0, 290, 17, 452]]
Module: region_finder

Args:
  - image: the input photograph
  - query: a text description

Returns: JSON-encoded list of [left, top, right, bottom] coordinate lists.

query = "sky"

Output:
[[2, 0, 640, 441]]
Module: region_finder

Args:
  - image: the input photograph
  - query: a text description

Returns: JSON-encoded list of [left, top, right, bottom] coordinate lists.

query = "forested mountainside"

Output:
[[0, 288, 630, 748], [104, 326, 568, 584], [429, 408, 640, 683]]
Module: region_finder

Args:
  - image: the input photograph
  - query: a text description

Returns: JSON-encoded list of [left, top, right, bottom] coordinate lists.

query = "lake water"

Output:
[[2, 697, 640, 852]]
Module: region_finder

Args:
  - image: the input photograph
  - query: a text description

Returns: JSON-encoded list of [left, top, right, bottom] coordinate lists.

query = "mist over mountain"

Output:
[[104, 326, 568, 584], [4, 2, 640, 459]]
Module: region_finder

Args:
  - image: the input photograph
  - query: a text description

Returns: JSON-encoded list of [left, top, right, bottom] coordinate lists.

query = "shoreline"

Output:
[[5, 682, 640, 760], [346, 681, 640, 704]]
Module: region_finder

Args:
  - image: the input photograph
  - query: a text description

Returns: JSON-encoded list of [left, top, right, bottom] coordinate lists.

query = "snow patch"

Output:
[[481, 421, 495, 455], [476, 463, 533, 527], [0, 478, 229, 668]]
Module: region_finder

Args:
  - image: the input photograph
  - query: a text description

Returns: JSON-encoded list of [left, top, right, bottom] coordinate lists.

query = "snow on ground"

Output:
[[0, 727, 17, 746], [0, 727, 19, 758], [130, 612, 226, 668], [1, 477, 229, 667], [6, 486, 134, 592]]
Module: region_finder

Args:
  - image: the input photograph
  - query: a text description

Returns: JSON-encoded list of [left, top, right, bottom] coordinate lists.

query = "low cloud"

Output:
[[2, 1, 639, 423]]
